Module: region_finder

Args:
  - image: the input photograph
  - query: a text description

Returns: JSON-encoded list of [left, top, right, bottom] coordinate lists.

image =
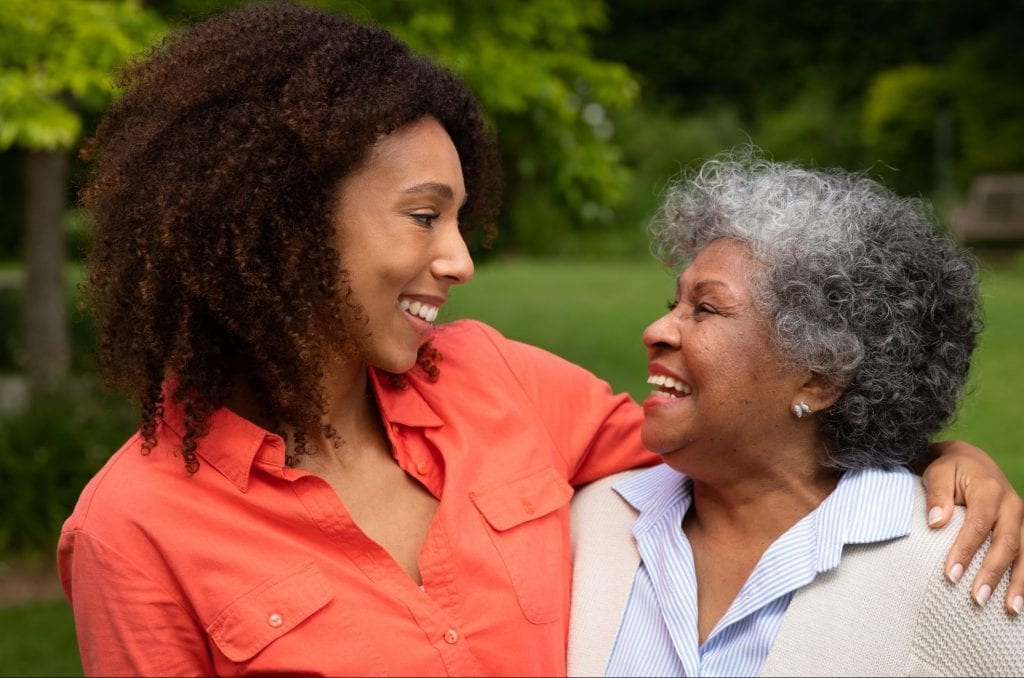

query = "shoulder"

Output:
[[429, 318, 611, 389], [431, 319, 561, 366], [570, 470, 643, 540], [771, 476, 1023, 675], [60, 424, 221, 544], [572, 469, 643, 507], [903, 482, 1024, 674]]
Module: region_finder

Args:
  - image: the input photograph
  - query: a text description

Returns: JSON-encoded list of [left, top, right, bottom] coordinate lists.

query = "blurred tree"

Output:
[[948, 11, 1024, 187], [862, 65, 947, 196], [0, 0, 164, 395], [597, 0, 1023, 211], [862, 3, 1024, 199], [144, 0, 639, 254]]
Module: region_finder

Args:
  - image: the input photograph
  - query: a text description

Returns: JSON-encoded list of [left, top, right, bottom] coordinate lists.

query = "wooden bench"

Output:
[[950, 174, 1024, 244]]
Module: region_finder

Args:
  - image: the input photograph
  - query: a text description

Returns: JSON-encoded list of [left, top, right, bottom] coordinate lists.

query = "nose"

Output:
[[642, 312, 679, 354], [432, 222, 475, 285]]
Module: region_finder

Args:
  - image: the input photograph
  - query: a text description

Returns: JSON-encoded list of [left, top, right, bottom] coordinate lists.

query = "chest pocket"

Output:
[[207, 559, 334, 663], [471, 466, 574, 624]]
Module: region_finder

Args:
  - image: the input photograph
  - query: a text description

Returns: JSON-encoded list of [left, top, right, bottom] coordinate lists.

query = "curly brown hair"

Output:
[[80, 1, 502, 473]]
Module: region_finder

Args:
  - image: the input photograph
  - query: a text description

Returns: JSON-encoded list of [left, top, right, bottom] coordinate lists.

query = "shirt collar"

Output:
[[810, 466, 914, 572], [157, 382, 283, 493], [615, 463, 693, 537], [615, 463, 914, 573], [369, 368, 444, 428], [158, 369, 445, 492]]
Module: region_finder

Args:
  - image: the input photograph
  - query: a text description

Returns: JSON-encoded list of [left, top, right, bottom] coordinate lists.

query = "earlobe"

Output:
[[797, 371, 843, 413]]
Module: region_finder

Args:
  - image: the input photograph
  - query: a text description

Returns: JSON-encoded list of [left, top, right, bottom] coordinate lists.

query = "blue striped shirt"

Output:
[[606, 464, 914, 677]]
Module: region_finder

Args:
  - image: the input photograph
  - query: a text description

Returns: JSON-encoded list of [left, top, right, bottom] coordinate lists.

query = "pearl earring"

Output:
[[791, 401, 812, 418]]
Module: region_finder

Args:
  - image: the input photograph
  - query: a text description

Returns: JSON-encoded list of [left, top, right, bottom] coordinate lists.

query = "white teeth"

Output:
[[646, 374, 692, 395], [399, 299, 440, 323]]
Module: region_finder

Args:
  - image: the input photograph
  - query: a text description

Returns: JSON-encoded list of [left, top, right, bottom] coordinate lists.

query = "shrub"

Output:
[[0, 379, 135, 557]]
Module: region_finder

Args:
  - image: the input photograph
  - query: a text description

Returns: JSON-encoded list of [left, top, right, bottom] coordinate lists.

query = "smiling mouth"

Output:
[[646, 374, 692, 398], [399, 298, 440, 323]]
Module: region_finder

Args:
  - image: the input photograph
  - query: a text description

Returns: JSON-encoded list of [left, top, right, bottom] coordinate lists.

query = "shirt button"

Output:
[[268, 613, 283, 628], [416, 462, 428, 475], [522, 499, 535, 515], [443, 628, 459, 644]]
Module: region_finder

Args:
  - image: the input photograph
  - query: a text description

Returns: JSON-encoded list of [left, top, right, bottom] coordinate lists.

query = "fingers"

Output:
[[921, 458, 956, 529], [939, 476, 1023, 612], [987, 493, 1024, 614], [920, 439, 1024, 612], [1006, 550, 1024, 616]]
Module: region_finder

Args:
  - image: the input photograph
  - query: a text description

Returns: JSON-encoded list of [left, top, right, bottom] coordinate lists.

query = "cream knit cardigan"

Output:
[[568, 470, 1024, 677]]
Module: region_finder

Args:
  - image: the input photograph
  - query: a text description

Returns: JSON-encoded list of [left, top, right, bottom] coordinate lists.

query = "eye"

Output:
[[695, 302, 717, 315], [411, 212, 440, 228]]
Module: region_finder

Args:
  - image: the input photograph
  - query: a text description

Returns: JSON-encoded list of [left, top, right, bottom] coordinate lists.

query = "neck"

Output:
[[678, 437, 841, 547], [224, 357, 383, 459], [319, 358, 381, 454]]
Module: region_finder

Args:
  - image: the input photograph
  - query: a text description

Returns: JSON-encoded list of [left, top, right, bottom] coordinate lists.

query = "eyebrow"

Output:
[[402, 182, 468, 207], [692, 280, 733, 296], [679, 279, 737, 302]]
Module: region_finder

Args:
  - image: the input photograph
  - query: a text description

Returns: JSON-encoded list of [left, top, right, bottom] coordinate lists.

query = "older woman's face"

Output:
[[333, 116, 473, 374], [641, 238, 806, 468]]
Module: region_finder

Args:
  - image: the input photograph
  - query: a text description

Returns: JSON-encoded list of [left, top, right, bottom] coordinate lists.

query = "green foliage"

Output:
[[754, 86, 862, 169], [949, 37, 1024, 186], [605, 105, 750, 255], [0, 379, 136, 557], [0, 0, 165, 151], [355, 0, 638, 251], [861, 65, 946, 195], [146, 0, 639, 254], [0, 598, 82, 676], [0, 265, 94, 373]]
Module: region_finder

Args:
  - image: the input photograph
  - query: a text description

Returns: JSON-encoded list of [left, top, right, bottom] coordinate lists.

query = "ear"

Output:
[[795, 371, 843, 413]]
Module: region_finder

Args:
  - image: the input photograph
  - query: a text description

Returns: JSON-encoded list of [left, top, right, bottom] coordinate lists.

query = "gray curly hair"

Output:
[[650, 149, 982, 470]]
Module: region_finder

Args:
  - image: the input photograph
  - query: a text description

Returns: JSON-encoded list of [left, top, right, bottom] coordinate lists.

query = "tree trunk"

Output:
[[23, 148, 70, 397]]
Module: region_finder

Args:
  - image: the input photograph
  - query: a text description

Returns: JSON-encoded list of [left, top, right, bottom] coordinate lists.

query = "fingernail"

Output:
[[948, 562, 964, 584], [1012, 596, 1023, 617], [927, 506, 944, 526], [974, 584, 992, 607]]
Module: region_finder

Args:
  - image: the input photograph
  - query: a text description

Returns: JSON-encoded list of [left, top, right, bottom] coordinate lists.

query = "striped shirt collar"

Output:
[[615, 463, 915, 575]]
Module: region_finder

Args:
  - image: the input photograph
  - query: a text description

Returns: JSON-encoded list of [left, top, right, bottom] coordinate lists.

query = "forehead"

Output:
[[679, 238, 755, 287], [366, 117, 459, 167], [337, 116, 465, 199]]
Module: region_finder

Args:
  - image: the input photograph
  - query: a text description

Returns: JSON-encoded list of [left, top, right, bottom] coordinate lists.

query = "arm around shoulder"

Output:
[[467, 322, 655, 484]]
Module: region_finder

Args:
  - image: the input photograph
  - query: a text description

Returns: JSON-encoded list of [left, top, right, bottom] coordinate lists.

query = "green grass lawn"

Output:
[[1, 252, 1021, 675], [0, 599, 81, 677], [944, 256, 1024, 492]]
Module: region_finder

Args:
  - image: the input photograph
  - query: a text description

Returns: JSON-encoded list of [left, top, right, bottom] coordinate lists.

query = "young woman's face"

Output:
[[640, 238, 806, 468], [333, 116, 473, 373]]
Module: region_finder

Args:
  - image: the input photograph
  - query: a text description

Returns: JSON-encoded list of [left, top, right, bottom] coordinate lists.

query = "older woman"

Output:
[[568, 152, 1023, 676]]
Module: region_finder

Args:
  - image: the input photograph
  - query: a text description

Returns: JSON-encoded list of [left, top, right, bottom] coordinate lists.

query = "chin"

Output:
[[382, 347, 424, 375], [641, 428, 688, 458]]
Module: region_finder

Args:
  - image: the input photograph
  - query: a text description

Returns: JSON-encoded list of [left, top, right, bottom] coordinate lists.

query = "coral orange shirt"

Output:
[[58, 320, 656, 676]]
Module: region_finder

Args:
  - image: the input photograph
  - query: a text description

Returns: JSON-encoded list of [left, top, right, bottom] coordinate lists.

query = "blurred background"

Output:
[[1, 0, 1022, 673]]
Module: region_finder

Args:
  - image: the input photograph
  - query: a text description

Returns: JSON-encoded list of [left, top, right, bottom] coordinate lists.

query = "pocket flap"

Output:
[[471, 466, 574, 531], [207, 559, 333, 662]]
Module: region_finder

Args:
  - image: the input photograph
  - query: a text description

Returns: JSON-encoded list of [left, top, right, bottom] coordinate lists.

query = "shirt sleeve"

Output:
[[58, 528, 213, 677], [477, 324, 659, 486]]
